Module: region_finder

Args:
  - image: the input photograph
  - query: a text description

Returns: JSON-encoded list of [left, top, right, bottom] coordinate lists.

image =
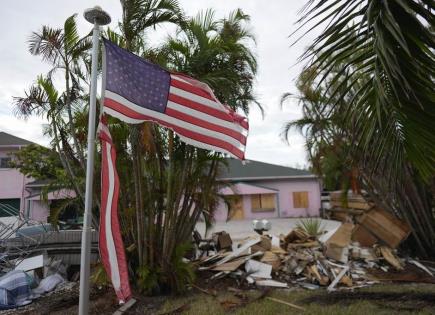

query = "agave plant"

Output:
[[296, 218, 325, 238]]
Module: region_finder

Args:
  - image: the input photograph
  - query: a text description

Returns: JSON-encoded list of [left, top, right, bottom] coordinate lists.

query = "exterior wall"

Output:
[[254, 178, 321, 218], [0, 147, 50, 222], [29, 200, 50, 222], [0, 147, 32, 214], [214, 178, 321, 221]]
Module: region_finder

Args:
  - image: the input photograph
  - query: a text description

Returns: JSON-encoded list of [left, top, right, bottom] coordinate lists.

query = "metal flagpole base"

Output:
[[79, 6, 110, 315]]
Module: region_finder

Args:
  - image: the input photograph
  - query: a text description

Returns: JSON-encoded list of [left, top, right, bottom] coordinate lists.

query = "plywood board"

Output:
[[352, 224, 378, 247], [293, 191, 309, 208], [358, 208, 411, 248]]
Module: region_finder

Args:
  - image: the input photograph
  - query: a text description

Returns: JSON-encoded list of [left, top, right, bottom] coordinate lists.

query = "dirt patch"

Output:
[[9, 285, 118, 315], [302, 290, 435, 311], [368, 264, 435, 283]]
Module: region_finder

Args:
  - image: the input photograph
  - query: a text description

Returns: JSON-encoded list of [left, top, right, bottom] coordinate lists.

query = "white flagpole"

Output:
[[79, 6, 111, 315]]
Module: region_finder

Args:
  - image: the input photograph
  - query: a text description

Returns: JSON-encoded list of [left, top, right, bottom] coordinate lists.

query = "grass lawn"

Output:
[[156, 283, 435, 315]]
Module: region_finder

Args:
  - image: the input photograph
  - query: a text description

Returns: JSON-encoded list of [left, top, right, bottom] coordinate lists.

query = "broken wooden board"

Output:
[[113, 298, 137, 315], [379, 246, 404, 270], [330, 200, 373, 211], [209, 252, 263, 271], [212, 257, 247, 271], [358, 208, 411, 248], [287, 240, 319, 250], [265, 297, 305, 311], [326, 223, 354, 248], [327, 265, 349, 292], [284, 228, 311, 244], [306, 264, 329, 286], [213, 231, 233, 251], [260, 251, 281, 270], [255, 279, 288, 288], [214, 238, 261, 266], [325, 223, 353, 263]]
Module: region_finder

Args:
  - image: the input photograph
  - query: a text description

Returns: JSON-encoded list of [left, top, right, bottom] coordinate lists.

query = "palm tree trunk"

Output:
[[65, 66, 86, 169]]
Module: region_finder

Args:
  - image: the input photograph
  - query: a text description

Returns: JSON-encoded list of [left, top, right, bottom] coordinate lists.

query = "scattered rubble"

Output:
[[0, 252, 74, 310], [194, 224, 435, 293]]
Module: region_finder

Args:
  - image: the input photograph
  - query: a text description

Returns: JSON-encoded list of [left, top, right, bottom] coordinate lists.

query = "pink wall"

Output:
[[214, 178, 321, 221], [1, 147, 50, 222], [0, 148, 32, 214], [29, 200, 49, 222]]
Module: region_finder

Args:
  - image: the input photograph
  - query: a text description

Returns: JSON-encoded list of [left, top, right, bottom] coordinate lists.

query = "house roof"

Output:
[[0, 132, 34, 146], [26, 179, 52, 187], [218, 158, 315, 181]]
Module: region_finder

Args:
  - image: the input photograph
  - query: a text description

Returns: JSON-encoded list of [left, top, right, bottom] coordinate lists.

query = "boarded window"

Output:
[[293, 191, 309, 208], [0, 199, 20, 217], [0, 157, 11, 168], [251, 194, 275, 212]]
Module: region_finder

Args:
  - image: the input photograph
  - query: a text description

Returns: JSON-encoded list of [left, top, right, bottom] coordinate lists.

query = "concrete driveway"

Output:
[[196, 217, 341, 242]]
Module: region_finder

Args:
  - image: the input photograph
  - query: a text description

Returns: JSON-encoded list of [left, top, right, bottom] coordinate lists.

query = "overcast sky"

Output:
[[0, 0, 317, 168]]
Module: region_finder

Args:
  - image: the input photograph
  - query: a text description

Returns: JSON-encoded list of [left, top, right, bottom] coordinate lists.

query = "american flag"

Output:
[[101, 38, 249, 159]]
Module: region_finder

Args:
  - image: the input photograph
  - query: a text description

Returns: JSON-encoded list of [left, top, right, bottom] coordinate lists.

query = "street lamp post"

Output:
[[79, 6, 111, 315]]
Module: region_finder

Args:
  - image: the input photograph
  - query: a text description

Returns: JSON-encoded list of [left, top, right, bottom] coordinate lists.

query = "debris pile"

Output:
[[326, 192, 411, 249], [194, 225, 435, 292], [0, 253, 74, 310]]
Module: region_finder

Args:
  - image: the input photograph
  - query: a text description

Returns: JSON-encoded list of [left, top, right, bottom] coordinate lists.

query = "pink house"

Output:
[[0, 132, 75, 223], [215, 159, 321, 221]]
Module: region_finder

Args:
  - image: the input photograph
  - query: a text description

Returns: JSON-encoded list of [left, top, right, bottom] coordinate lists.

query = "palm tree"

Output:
[[103, 0, 185, 278], [287, 1, 435, 256], [14, 75, 86, 203], [292, 0, 435, 179], [107, 6, 260, 293], [27, 14, 92, 169]]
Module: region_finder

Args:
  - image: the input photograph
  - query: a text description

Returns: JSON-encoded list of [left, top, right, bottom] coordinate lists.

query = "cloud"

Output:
[[0, 0, 314, 168]]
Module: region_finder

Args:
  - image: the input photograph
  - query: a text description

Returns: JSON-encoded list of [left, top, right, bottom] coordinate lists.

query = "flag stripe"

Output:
[[104, 99, 245, 159], [99, 122, 131, 303], [170, 77, 215, 101], [168, 93, 233, 124], [165, 107, 247, 144], [167, 100, 248, 136], [167, 93, 249, 131], [105, 91, 246, 150], [104, 142, 121, 291], [169, 86, 226, 113]]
